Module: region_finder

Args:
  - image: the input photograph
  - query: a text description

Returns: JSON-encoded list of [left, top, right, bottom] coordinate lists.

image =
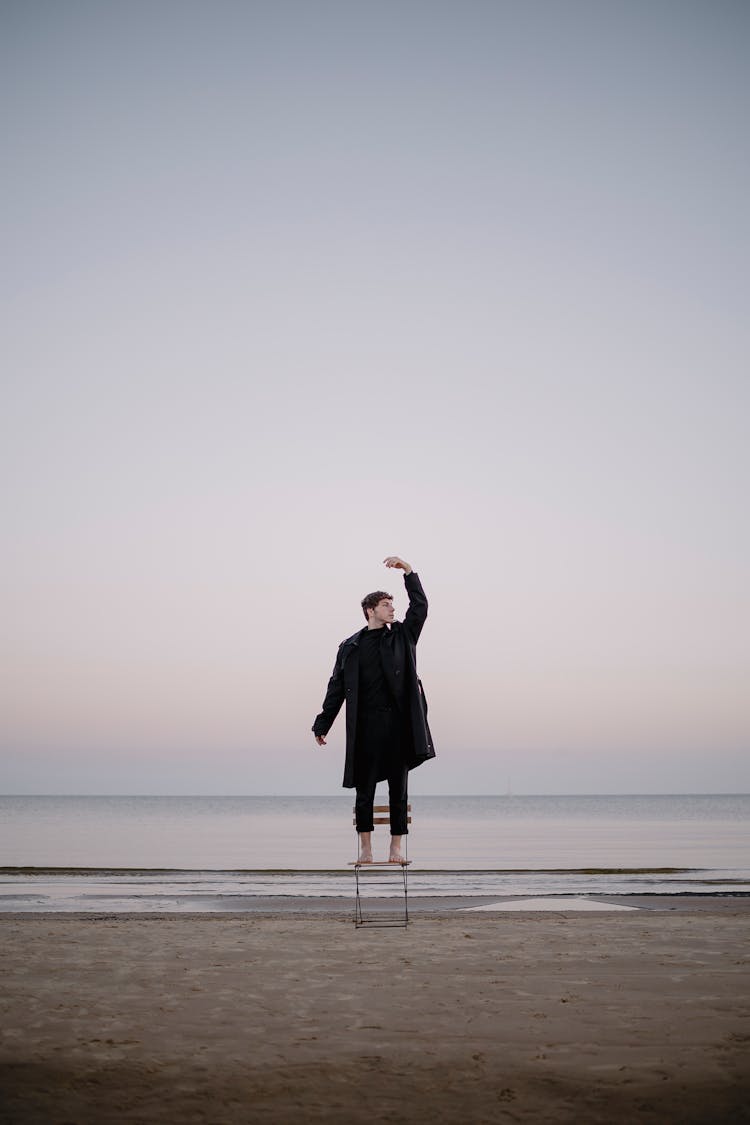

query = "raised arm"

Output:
[[384, 556, 427, 643]]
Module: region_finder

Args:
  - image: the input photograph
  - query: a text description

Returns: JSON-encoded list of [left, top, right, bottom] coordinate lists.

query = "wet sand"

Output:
[[1, 906, 749, 1123]]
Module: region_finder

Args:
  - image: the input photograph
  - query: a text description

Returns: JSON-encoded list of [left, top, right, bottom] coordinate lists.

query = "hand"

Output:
[[384, 556, 413, 575], [314, 734, 327, 746]]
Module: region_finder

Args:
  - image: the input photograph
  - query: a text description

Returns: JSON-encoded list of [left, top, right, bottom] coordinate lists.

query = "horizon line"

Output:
[[2, 792, 748, 799]]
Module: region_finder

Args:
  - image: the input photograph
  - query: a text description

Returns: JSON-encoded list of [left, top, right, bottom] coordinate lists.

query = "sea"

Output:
[[1, 794, 748, 911]]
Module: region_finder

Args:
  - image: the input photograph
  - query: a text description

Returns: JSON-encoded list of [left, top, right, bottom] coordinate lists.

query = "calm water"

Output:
[[1, 795, 748, 908], [2, 794, 749, 869]]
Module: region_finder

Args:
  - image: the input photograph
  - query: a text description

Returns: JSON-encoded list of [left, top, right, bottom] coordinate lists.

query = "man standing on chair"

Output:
[[312, 556, 435, 864]]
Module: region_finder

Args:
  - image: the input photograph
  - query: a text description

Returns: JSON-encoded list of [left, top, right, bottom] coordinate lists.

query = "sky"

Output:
[[2, 0, 748, 795]]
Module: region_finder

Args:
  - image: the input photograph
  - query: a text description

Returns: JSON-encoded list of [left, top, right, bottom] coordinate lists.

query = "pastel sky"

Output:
[[2, 1, 748, 795]]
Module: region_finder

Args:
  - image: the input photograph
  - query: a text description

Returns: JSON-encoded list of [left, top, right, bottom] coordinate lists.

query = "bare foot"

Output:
[[389, 834, 405, 864], [358, 831, 373, 864]]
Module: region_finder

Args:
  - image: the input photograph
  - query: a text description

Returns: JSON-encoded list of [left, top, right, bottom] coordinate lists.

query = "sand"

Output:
[[1, 907, 749, 1124]]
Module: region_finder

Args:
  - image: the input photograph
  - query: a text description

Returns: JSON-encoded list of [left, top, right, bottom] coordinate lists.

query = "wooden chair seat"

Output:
[[348, 859, 411, 866]]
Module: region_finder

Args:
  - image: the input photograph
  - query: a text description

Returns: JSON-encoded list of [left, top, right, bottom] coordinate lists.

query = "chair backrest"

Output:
[[353, 804, 411, 826]]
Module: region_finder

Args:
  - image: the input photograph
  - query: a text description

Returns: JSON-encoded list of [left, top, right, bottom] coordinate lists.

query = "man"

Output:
[[312, 556, 435, 864]]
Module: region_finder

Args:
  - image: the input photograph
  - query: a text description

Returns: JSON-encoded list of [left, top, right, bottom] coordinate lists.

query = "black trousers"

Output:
[[353, 708, 409, 836]]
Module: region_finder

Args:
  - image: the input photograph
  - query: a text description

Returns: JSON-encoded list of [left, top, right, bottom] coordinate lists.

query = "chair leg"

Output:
[[402, 863, 408, 925], [354, 864, 409, 928], [354, 866, 364, 926]]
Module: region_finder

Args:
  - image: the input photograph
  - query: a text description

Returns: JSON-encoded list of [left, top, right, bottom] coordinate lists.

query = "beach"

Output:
[[2, 904, 749, 1123]]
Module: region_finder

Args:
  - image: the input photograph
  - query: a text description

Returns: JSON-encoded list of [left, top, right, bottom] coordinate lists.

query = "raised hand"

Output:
[[383, 556, 413, 575]]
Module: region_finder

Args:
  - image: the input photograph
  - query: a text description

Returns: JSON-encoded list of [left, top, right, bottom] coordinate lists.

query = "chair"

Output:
[[350, 803, 412, 928]]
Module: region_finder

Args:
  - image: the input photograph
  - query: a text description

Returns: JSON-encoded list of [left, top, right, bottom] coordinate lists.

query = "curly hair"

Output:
[[361, 590, 393, 621]]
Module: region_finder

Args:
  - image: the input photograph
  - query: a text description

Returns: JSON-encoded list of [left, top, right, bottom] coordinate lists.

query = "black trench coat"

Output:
[[312, 571, 436, 788]]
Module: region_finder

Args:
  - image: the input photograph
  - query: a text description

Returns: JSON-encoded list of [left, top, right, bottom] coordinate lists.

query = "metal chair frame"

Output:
[[351, 803, 411, 928]]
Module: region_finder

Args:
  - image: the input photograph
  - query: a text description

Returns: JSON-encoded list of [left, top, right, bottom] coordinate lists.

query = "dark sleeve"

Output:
[[312, 646, 346, 736], [403, 571, 428, 644]]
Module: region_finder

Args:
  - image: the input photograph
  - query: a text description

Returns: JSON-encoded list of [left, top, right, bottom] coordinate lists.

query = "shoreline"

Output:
[[3, 895, 750, 920], [0, 864, 710, 873], [3, 866, 749, 917]]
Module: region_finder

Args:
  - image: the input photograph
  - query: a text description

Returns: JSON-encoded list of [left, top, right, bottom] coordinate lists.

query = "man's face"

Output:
[[370, 598, 395, 625]]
